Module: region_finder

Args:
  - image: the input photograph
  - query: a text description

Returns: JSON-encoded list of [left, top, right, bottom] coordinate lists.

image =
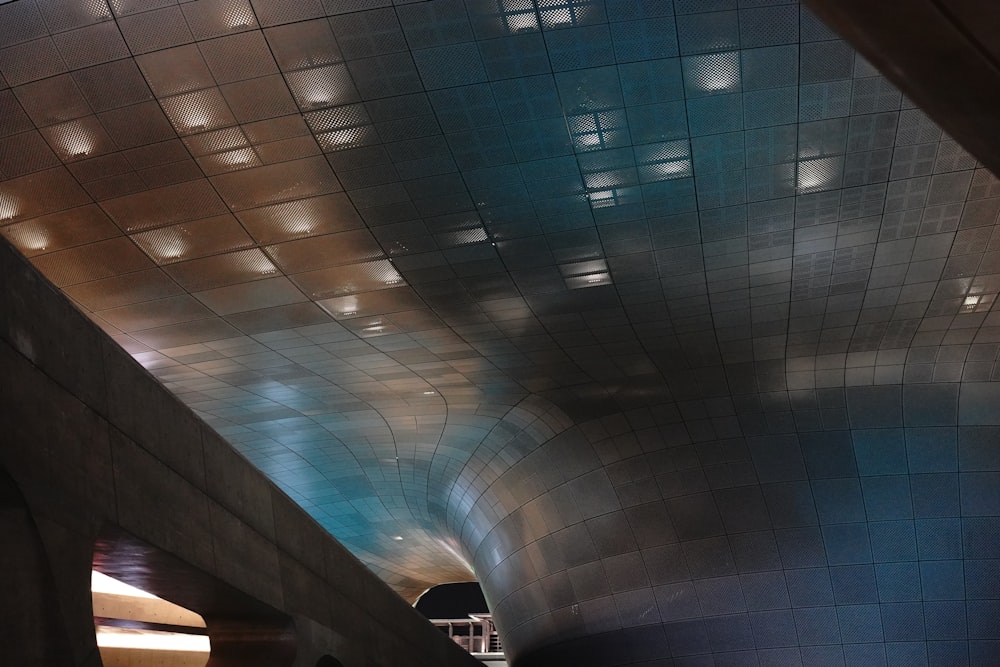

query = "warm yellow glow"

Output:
[[302, 86, 336, 108], [0, 192, 16, 220], [160, 235, 188, 260], [92, 571, 158, 600], [19, 228, 48, 251], [217, 148, 256, 167], [95, 627, 210, 653]]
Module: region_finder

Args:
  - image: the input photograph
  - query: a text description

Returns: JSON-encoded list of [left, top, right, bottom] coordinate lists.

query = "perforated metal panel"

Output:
[[291, 258, 403, 299], [1, 1, 1000, 663]]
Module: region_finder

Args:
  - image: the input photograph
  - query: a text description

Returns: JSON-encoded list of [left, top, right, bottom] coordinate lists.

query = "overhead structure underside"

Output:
[[2, 0, 999, 663]]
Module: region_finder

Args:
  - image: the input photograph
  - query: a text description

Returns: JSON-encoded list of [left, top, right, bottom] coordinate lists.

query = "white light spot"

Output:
[[0, 192, 16, 221], [91, 571, 158, 599], [688, 52, 740, 92], [95, 627, 210, 653]]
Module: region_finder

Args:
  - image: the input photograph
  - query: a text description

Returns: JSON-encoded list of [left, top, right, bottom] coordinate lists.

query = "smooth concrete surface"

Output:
[[0, 237, 481, 667]]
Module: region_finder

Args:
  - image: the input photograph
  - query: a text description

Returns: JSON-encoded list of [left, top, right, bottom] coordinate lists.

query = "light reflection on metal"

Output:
[[318, 128, 370, 151], [537, 0, 591, 28], [20, 227, 49, 251], [505, 11, 537, 32], [636, 140, 692, 182], [216, 148, 257, 168], [223, 3, 255, 28], [569, 111, 627, 152], [796, 157, 841, 193], [652, 160, 692, 178], [49, 121, 96, 160], [686, 52, 741, 92], [0, 192, 19, 222], [587, 186, 639, 210], [337, 296, 358, 317], [561, 258, 612, 289], [435, 538, 474, 574]]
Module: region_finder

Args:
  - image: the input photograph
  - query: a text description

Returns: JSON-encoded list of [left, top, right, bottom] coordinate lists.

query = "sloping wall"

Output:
[[0, 237, 481, 667]]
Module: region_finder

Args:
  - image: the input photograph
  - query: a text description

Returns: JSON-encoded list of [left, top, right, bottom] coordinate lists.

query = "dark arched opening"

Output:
[[414, 581, 489, 619], [415, 582, 503, 658], [0, 466, 75, 664], [92, 525, 297, 667], [316, 656, 345, 667]]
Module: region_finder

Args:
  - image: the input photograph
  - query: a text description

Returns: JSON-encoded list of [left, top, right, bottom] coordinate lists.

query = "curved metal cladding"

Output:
[[438, 384, 1000, 665], [2, 0, 1000, 664]]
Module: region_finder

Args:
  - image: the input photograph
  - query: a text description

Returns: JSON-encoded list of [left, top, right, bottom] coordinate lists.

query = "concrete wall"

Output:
[[0, 237, 482, 667]]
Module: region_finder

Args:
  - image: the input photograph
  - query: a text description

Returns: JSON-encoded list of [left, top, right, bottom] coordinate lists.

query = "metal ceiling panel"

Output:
[[0, 129, 60, 177], [63, 267, 186, 311], [72, 58, 153, 112], [100, 179, 228, 232], [0, 203, 119, 256], [290, 258, 403, 299], [130, 214, 255, 264], [30, 235, 152, 286], [51, 19, 130, 70], [164, 247, 278, 291], [96, 294, 217, 332], [2, 0, 1000, 661], [12, 74, 90, 127], [265, 229, 384, 274], [236, 193, 365, 245], [193, 275, 309, 316]]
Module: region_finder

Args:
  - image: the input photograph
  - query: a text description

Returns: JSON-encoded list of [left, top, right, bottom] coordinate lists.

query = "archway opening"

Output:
[[415, 582, 504, 660], [316, 656, 346, 667], [91, 525, 296, 667], [414, 581, 489, 619], [91, 569, 210, 667]]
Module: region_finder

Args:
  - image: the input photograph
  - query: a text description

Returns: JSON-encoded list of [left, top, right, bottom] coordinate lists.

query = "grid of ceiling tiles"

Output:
[[2, 0, 1000, 662]]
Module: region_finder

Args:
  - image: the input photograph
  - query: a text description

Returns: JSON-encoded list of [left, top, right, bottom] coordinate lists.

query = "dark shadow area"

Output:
[[415, 582, 489, 619], [0, 465, 77, 665], [316, 656, 346, 667]]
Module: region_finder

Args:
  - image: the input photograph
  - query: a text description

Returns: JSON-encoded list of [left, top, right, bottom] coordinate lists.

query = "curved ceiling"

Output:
[[2, 0, 1000, 654]]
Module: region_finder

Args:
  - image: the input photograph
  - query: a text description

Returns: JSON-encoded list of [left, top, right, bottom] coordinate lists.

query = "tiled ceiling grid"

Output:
[[1, 0, 1000, 599]]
